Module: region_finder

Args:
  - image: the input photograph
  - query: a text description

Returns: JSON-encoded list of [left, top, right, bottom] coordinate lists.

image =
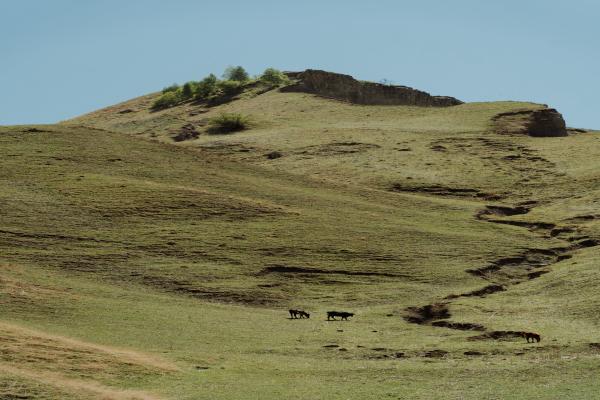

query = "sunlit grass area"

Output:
[[2, 88, 599, 398]]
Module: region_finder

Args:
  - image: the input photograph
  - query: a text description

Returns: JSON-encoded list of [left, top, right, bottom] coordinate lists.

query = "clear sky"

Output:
[[1, 0, 598, 128]]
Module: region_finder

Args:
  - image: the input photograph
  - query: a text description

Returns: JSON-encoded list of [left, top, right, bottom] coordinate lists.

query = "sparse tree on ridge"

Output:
[[162, 83, 179, 93], [222, 66, 249, 82], [182, 82, 194, 99], [260, 68, 289, 85], [195, 73, 218, 99], [217, 80, 243, 96], [152, 91, 180, 110]]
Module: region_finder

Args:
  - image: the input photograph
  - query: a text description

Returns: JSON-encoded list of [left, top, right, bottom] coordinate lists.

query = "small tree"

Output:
[[260, 68, 289, 85], [152, 91, 181, 110], [222, 66, 249, 82], [162, 84, 179, 93], [181, 82, 194, 99], [217, 80, 243, 96], [195, 73, 218, 100]]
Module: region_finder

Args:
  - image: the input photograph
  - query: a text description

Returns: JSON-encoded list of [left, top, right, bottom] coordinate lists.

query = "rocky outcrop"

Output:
[[492, 108, 568, 137], [281, 69, 462, 107]]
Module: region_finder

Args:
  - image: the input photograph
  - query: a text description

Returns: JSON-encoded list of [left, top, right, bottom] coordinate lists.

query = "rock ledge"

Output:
[[281, 69, 462, 107]]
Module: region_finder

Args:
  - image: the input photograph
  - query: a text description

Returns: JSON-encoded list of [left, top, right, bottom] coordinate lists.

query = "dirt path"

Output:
[[0, 363, 165, 400], [0, 321, 179, 372]]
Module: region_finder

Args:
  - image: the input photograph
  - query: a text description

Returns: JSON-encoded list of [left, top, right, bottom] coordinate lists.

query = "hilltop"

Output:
[[68, 69, 575, 195], [1, 68, 600, 399]]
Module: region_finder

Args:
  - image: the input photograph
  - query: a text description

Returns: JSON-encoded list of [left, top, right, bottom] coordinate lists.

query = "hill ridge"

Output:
[[281, 69, 463, 106]]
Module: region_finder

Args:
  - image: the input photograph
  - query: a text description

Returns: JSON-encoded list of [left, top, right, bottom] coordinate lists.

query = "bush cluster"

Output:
[[208, 113, 250, 134], [223, 65, 250, 82], [195, 73, 218, 99], [152, 91, 181, 109], [162, 84, 180, 93], [259, 68, 289, 85], [152, 66, 289, 110], [217, 80, 243, 96]]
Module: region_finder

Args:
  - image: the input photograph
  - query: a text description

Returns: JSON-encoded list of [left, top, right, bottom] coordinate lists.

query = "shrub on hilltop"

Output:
[[260, 68, 289, 85], [154, 65, 287, 109], [222, 66, 249, 82], [162, 84, 179, 93], [152, 91, 182, 110], [181, 82, 195, 99], [195, 74, 218, 100], [216, 80, 243, 97]]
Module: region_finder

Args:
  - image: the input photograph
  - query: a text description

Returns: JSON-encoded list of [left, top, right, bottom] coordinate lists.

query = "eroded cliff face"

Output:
[[492, 108, 568, 137], [281, 69, 462, 107]]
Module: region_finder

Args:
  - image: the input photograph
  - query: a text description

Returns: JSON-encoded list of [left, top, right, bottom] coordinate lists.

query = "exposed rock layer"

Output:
[[492, 108, 568, 137], [281, 69, 462, 107]]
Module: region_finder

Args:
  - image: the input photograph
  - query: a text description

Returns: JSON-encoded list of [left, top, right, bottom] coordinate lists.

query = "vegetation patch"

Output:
[[151, 66, 290, 111], [208, 113, 250, 134]]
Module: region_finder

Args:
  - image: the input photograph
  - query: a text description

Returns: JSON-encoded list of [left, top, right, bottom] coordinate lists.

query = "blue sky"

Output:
[[1, 0, 598, 128]]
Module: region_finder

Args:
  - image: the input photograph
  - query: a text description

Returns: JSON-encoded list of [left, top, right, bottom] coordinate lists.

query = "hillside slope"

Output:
[[2, 76, 600, 398]]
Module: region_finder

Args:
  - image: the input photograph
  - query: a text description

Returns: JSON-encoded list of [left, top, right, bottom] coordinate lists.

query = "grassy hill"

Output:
[[2, 76, 600, 399]]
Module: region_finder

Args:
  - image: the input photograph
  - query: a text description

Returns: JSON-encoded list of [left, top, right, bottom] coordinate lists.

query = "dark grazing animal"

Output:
[[327, 311, 354, 321], [289, 309, 310, 319], [522, 332, 541, 343]]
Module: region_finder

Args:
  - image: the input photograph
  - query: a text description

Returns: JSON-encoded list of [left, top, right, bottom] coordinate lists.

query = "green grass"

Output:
[[1, 88, 600, 399], [4, 256, 600, 399]]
